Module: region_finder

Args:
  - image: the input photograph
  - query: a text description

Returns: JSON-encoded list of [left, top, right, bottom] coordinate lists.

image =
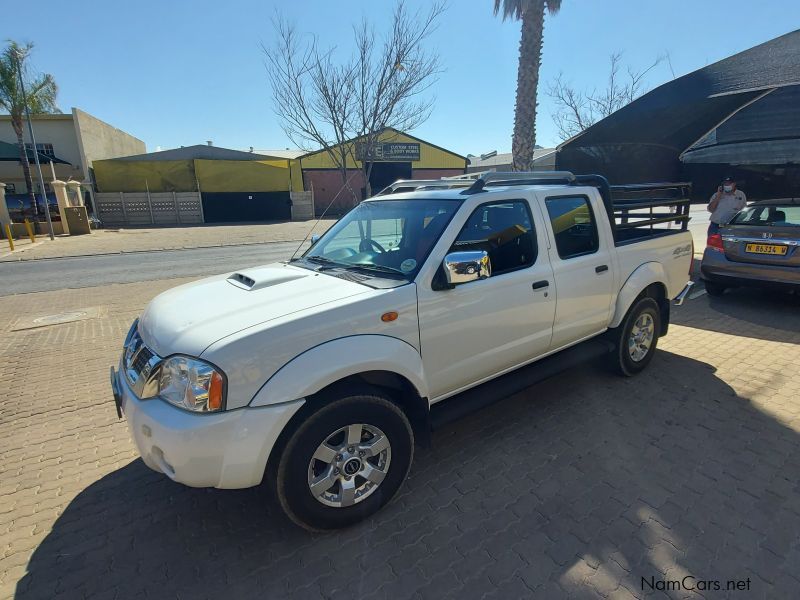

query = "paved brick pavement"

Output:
[[1, 280, 799, 599], [0, 220, 336, 263]]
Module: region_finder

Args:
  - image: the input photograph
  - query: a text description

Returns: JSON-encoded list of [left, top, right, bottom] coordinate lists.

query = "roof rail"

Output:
[[441, 172, 485, 180], [375, 179, 474, 196], [463, 170, 576, 194]]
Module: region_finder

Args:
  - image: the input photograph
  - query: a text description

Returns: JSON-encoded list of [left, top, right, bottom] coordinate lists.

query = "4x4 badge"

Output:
[[762, 232, 773, 239]]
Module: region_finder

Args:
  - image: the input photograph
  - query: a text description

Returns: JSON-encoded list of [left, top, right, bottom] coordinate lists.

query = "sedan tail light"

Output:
[[707, 233, 724, 252]]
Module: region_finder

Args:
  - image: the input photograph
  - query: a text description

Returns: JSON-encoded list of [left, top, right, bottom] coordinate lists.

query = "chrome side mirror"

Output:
[[443, 250, 491, 285], [310, 234, 321, 245]]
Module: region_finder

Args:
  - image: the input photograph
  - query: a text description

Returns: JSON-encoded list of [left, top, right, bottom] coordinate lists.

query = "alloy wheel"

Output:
[[307, 423, 392, 508]]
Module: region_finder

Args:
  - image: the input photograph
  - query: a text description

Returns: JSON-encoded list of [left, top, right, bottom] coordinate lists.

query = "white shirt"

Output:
[[709, 190, 746, 224]]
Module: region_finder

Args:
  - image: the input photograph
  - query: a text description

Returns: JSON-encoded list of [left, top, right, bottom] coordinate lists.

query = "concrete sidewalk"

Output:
[[0, 220, 336, 262]]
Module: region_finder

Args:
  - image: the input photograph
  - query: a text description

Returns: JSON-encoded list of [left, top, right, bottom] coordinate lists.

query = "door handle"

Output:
[[532, 280, 549, 290], [595, 265, 609, 273]]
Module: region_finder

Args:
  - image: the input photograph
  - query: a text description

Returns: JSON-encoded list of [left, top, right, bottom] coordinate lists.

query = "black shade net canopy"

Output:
[[0, 139, 70, 165], [556, 29, 800, 185]]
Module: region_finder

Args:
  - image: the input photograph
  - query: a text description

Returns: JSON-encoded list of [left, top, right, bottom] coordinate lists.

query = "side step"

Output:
[[429, 339, 615, 430]]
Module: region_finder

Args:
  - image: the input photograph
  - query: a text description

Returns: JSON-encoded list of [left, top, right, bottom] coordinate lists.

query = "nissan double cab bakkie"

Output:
[[110, 171, 694, 530]]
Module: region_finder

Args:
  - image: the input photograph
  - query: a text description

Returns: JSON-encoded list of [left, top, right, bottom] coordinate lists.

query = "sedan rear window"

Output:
[[731, 205, 800, 226]]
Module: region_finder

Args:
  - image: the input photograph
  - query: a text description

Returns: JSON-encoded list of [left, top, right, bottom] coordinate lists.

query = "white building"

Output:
[[0, 108, 144, 196]]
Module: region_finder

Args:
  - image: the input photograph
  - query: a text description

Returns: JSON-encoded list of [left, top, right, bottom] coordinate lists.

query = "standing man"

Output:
[[707, 176, 746, 235]]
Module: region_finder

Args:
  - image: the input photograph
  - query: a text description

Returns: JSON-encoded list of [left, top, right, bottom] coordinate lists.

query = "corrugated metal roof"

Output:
[[249, 149, 305, 159], [113, 145, 276, 162], [468, 148, 555, 168]]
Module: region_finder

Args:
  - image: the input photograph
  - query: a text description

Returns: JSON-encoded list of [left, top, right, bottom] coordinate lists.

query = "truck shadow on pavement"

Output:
[[675, 286, 800, 344], [16, 351, 800, 599]]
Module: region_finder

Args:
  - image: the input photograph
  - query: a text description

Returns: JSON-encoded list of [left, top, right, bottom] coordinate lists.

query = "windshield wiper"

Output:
[[345, 263, 408, 278], [305, 255, 339, 265], [302, 255, 347, 270]]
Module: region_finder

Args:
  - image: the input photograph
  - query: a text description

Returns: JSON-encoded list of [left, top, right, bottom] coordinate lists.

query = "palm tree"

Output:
[[494, 0, 561, 171], [0, 41, 59, 219]]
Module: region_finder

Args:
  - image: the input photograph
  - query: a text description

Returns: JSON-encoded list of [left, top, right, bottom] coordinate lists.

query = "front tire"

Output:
[[275, 388, 413, 531], [607, 297, 661, 377]]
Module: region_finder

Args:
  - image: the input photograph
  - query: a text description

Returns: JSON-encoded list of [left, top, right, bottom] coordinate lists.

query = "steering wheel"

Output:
[[360, 238, 386, 253]]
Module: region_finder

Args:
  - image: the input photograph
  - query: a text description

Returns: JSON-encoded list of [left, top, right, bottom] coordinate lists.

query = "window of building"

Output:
[[545, 196, 599, 259], [450, 200, 536, 275], [24, 143, 55, 158]]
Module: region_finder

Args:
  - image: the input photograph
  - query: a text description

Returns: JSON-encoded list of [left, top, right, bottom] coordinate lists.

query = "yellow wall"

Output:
[[94, 159, 196, 192], [195, 159, 303, 192], [300, 129, 466, 170], [94, 158, 304, 193]]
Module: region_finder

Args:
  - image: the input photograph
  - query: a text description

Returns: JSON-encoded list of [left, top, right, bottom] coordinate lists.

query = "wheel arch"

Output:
[[254, 335, 431, 486], [610, 263, 670, 335], [263, 369, 430, 492]]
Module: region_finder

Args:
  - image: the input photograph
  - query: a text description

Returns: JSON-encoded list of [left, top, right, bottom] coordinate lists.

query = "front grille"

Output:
[[123, 327, 161, 398], [131, 344, 154, 374]]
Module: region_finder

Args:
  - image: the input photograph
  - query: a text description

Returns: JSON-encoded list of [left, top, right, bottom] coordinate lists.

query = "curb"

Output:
[[0, 240, 45, 261], [0, 237, 312, 263]]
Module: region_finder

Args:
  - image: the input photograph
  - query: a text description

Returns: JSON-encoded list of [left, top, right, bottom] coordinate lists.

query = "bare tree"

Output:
[[547, 52, 663, 141], [264, 21, 358, 204], [263, 1, 444, 207], [353, 2, 443, 195]]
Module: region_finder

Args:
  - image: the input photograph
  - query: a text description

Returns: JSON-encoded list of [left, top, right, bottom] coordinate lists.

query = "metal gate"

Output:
[[201, 192, 292, 222]]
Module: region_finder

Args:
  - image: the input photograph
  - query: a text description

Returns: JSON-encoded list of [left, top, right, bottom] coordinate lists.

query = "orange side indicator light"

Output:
[[381, 311, 399, 322], [207, 371, 224, 411]]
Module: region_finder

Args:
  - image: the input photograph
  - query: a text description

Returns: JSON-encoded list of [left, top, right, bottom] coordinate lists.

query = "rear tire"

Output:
[[274, 388, 413, 531], [607, 297, 661, 377], [703, 280, 726, 296]]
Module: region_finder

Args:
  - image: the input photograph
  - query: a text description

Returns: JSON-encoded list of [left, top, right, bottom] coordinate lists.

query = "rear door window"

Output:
[[545, 196, 599, 259]]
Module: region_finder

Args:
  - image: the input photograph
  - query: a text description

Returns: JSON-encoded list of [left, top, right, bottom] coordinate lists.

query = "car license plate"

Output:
[[745, 243, 788, 255]]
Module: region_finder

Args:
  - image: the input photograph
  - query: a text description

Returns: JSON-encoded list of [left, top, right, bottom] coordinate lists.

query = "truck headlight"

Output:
[[158, 356, 225, 412]]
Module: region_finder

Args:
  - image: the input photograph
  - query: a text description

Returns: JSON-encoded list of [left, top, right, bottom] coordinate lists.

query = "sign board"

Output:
[[356, 142, 420, 162]]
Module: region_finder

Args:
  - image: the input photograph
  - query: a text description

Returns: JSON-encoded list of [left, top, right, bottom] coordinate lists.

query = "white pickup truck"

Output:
[[110, 172, 694, 530]]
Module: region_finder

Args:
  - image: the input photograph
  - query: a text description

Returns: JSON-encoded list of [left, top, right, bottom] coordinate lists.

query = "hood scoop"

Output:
[[227, 267, 307, 291]]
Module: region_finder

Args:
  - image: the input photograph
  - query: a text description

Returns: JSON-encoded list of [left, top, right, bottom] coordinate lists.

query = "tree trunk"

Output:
[[362, 160, 374, 198], [511, 1, 546, 172], [12, 118, 39, 219]]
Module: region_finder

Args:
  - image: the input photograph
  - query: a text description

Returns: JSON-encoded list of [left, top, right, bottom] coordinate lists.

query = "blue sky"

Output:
[[5, 1, 798, 156]]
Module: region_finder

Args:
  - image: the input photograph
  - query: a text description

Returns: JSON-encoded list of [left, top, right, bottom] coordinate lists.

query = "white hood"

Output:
[[139, 263, 370, 357]]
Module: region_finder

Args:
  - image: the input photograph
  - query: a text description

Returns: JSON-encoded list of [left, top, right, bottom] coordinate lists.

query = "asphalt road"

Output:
[[0, 241, 305, 296], [2, 205, 712, 297]]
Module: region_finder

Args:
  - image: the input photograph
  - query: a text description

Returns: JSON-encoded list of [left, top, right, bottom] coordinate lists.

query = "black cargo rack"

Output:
[[459, 171, 691, 245], [377, 171, 691, 245]]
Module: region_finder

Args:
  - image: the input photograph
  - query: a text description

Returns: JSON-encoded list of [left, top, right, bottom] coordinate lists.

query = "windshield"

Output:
[[300, 199, 460, 278], [731, 205, 800, 227]]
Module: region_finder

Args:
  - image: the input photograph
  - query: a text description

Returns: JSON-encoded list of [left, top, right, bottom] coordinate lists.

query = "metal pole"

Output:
[[15, 50, 54, 240], [145, 179, 154, 224]]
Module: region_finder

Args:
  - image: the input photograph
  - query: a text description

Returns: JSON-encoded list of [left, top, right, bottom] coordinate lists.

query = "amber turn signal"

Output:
[[208, 371, 224, 411], [381, 311, 399, 322]]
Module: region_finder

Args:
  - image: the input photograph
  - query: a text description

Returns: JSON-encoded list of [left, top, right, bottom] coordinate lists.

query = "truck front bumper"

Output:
[[111, 366, 304, 489]]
